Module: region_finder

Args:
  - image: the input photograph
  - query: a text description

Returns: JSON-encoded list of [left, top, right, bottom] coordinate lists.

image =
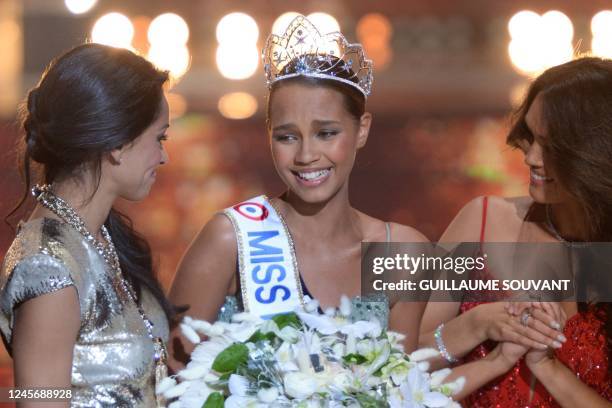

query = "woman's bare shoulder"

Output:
[[356, 211, 429, 242]]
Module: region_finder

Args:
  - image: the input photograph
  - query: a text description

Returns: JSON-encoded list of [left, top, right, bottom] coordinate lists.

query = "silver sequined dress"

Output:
[[0, 218, 169, 407]]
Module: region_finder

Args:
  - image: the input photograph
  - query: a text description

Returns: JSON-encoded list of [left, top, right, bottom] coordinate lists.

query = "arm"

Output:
[[386, 224, 429, 352], [12, 287, 80, 408], [526, 337, 612, 407], [419, 198, 563, 368], [419, 197, 489, 367], [528, 358, 611, 408], [444, 342, 525, 401], [167, 213, 238, 372]]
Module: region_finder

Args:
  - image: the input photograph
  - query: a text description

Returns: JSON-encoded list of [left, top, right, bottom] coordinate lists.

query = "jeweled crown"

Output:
[[262, 15, 373, 98]]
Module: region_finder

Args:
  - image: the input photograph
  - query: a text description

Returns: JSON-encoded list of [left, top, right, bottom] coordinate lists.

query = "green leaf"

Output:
[[212, 343, 249, 373], [353, 392, 387, 407], [272, 312, 302, 329], [218, 372, 232, 381], [202, 392, 224, 408], [247, 329, 276, 343], [343, 353, 368, 364]]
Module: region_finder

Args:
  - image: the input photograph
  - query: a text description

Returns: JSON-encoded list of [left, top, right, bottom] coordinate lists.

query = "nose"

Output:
[[295, 137, 319, 165], [524, 140, 544, 169], [160, 146, 169, 165]]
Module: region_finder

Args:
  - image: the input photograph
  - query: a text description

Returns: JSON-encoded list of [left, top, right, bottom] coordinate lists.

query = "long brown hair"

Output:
[[507, 56, 612, 370], [8, 43, 178, 323]]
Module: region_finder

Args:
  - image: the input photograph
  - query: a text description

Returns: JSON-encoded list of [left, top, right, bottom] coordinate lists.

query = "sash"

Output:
[[223, 196, 304, 319]]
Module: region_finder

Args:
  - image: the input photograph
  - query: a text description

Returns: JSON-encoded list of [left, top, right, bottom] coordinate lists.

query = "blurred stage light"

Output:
[[131, 16, 151, 54], [357, 13, 392, 47], [148, 44, 190, 78], [542, 11, 573, 42], [148, 13, 189, 46], [0, 17, 22, 117], [91, 12, 134, 49], [218, 92, 258, 119], [216, 12, 258, 79], [357, 13, 393, 70], [508, 10, 573, 76], [167, 92, 187, 119], [508, 10, 540, 40], [216, 12, 259, 44], [65, 0, 97, 15], [216, 43, 259, 79], [272, 12, 300, 35], [591, 10, 612, 58], [307, 12, 340, 34], [591, 10, 612, 36]]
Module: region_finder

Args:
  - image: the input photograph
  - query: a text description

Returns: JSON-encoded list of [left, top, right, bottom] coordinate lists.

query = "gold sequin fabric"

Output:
[[0, 218, 169, 407]]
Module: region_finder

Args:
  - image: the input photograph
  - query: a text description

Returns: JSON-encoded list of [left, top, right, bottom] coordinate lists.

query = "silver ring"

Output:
[[520, 309, 532, 327]]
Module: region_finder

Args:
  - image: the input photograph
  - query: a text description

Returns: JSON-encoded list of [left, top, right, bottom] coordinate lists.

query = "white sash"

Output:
[[223, 196, 304, 319]]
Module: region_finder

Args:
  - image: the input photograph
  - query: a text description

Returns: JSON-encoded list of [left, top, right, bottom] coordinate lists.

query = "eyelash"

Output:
[[273, 134, 296, 142], [158, 134, 168, 143], [319, 130, 339, 138]]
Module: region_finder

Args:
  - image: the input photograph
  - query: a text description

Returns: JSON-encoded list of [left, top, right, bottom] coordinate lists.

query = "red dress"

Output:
[[459, 197, 612, 407]]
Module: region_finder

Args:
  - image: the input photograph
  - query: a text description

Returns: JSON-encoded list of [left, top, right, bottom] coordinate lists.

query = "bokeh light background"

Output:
[[0, 0, 611, 394]]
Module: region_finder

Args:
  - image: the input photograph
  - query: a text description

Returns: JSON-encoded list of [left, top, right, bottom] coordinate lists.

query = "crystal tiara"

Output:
[[262, 15, 374, 98]]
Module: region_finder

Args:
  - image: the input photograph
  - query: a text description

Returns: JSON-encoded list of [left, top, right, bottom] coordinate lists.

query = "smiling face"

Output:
[[268, 82, 371, 204], [517, 94, 570, 204], [107, 95, 170, 201]]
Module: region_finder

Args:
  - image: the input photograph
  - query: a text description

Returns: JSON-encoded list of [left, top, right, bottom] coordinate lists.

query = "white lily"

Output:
[[155, 376, 176, 395], [190, 337, 231, 366], [284, 371, 319, 399], [296, 311, 340, 335], [389, 368, 450, 408], [180, 323, 201, 344], [442, 376, 466, 395], [257, 387, 279, 403], [275, 341, 299, 372], [429, 368, 452, 387], [339, 295, 352, 317], [178, 362, 209, 381], [162, 380, 192, 399], [409, 348, 440, 362], [278, 325, 300, 343], [340, 319, 382, 339], [303, 296, 320, 313], [226, 322, 258, 343], [183, 316, 212, 334], [176, 379, 214, 408], [231, 312, 262, 324]]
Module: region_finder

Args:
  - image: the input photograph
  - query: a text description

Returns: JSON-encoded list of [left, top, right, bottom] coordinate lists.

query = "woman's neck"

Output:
[[33, 178, 116, 238], [549, 201, 590, 242], [276, 186, 361, 241]]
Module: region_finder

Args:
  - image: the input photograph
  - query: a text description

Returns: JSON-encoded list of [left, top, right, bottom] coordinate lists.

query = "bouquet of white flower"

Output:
[[158, 297, 464, 407]]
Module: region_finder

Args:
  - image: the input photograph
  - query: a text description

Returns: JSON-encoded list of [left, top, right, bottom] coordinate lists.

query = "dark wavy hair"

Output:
[[7, 43, 178, 323], [266, 56, 366, 125], [507, 56, 612, 371]]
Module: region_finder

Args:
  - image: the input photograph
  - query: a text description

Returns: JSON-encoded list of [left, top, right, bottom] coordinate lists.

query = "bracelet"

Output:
[[434, 323, 459, 364]]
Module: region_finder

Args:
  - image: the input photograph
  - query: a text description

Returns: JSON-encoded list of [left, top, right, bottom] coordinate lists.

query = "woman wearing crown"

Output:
[[168, 15, 428, 370]]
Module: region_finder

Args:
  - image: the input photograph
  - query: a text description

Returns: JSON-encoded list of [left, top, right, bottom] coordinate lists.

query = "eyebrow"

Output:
[[312, 120, 341, 127], [271, 123, 296, 132], [272, 120, 342, 132]]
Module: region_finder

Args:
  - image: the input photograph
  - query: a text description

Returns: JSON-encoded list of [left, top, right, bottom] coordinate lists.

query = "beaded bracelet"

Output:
[[434, 323, 459, 364]]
